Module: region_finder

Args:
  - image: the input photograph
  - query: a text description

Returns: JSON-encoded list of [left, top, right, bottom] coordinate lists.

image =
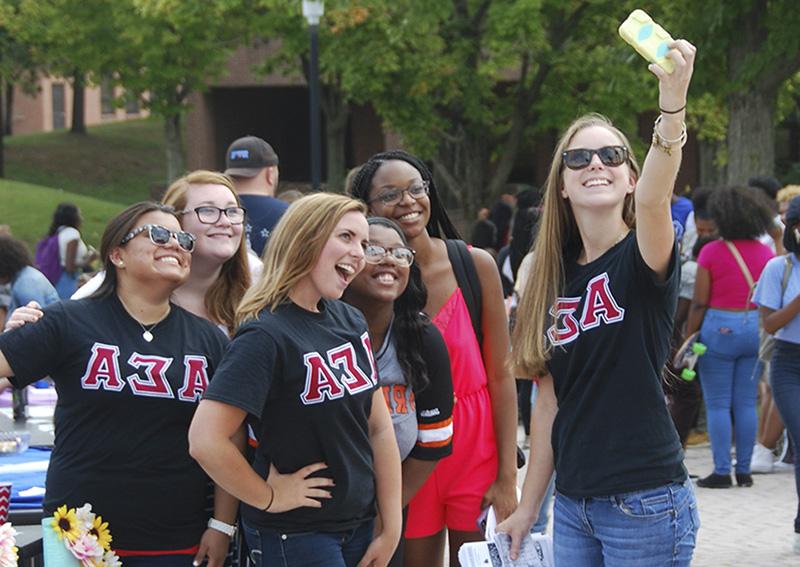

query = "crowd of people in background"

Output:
[[2, 35, 800, 567]]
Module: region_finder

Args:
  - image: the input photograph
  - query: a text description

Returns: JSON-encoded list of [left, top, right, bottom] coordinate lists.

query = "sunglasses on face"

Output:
[[562, 145, 629, 170], [364, 244, 415, 267], [368, 180, 430, 207], [120, 224, 196, 252], [182, 206, 246, 225]]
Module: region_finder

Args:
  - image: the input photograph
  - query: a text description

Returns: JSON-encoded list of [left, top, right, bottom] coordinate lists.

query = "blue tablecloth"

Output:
[[0, 446, 49, 509]]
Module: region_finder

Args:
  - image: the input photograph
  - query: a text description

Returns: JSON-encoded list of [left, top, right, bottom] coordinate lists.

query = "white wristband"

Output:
[[207, 517, 236, 537]]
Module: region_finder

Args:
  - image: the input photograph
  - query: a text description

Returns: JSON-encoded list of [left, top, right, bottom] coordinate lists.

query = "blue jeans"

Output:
[[55, 270, 78, 299], [242, 519, 374, 567], [770, 339, 800, 532], [553, 480, 699, 566], [697, 309, 759, 474]]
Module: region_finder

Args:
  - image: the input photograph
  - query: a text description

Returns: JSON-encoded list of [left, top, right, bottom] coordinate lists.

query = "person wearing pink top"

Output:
[[686, 186, 775, 489]]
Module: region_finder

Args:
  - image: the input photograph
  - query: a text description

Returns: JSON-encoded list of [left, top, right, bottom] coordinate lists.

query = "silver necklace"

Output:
[[118, 295, 170, 342]]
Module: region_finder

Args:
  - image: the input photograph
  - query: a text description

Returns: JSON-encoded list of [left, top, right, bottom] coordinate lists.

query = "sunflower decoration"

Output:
[[89, 515, 112, 551], [51, 505, 81, 542], [47, 503, 120, 565]]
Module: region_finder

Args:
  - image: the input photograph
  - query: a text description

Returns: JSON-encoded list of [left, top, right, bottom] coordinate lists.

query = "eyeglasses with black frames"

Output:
[[368, 180, 430, 207], [120, 224, 196, 253], [562, 146, 629, 170], [181, 206, 246, 225], [364, 245, 415, 267]]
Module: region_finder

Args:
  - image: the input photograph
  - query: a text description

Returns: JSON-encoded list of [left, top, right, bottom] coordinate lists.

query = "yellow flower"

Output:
[[89, 515, 112, 551], [52, 505, 80, 542]]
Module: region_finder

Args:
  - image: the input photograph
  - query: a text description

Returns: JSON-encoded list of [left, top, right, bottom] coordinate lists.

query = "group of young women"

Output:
[[0, 38, 701, 567]]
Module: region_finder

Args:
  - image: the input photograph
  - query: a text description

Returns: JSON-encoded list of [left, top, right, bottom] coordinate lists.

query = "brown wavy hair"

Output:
[[162, 170, 250, 335]]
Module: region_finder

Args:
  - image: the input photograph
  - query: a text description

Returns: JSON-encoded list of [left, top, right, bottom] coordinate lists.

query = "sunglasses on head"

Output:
[[562, 145, 629, 170], [120, 224, 196, 252]]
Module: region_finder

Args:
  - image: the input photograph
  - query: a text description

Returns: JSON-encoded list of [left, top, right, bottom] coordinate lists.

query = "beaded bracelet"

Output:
[[652, 115, 687, 156]]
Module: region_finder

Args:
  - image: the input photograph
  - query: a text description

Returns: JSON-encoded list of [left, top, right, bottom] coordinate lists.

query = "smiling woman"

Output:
[[0, 202, 232, 563], [189, 193, 403, 567]]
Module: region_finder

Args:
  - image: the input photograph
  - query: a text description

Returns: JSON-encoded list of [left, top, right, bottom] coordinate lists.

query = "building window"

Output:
[[125, 92, 140, 115], [52, 83, 66, 130], [101, 78, 114, 115]]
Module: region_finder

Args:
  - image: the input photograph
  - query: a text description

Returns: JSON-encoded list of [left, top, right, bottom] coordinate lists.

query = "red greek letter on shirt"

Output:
[[126, 353, 174, 399], [579, 273, 625, 330], [301, 353, 345, 405], [178, 355, 210, 402], [328, 342, 373, 395], [546, 297, 581, 346], [80, 343, 125, 391]]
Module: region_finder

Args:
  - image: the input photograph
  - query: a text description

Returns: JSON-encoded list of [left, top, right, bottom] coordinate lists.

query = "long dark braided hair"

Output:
[[350, 150, 462, 241], [367, 216, 431, 392]]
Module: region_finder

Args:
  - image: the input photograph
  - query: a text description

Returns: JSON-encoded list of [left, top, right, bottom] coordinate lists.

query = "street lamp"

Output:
[[302, 0, 324, 192]]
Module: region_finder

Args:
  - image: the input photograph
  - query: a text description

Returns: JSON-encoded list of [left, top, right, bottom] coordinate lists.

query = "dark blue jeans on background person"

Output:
[[770, 339, 800, 532], [553, 480, 700, 566], [242, 519, 374, 567], [697, 309, 759, 475]]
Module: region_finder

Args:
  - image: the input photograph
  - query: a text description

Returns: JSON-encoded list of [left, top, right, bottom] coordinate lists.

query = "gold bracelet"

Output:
[[652, 115, 687, 156]]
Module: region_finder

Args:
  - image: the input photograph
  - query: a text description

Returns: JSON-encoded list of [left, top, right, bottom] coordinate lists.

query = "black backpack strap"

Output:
[[445, 239, 483, 346]]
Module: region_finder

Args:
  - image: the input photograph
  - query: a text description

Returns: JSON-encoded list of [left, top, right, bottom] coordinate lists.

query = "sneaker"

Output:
[[794, 533, 800, 554], [774, 460, 795, 473], [751, 443, 775, 474], [697, 473, 732, 488], [735, 473, 753, 487]]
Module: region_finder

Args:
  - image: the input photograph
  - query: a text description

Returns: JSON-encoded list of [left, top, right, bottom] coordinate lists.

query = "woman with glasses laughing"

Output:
[[350, 152, 518, 567], [0, 202, 232, 565], [497, 40, 700, 565], [342, 217, 455, 565]]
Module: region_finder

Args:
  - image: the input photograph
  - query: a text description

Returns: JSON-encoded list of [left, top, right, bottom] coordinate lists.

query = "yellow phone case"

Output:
[[618, 9, 675, 74]]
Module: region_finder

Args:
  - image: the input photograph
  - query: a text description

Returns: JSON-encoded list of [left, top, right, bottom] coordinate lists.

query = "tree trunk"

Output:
[[321, 85, 349, 192], [164, 113, 184, 184], [70, 70, 86, 135], [698, 139, 725, 187], [725, 88, 777, 185]]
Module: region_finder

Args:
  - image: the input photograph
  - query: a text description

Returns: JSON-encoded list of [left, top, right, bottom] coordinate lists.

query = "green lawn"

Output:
[[4, 117, 167, 204], [0, 179, 124, 251]]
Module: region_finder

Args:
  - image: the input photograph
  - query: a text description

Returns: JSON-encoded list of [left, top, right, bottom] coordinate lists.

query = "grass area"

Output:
[[4, 117, 166, 204], [0, 179, 124, 251]]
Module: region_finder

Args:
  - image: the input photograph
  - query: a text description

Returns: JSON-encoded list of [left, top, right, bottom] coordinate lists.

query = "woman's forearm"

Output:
[[763, 296, 800, 334], [370, 400, 402, 541], [487, 373, 519, 482], [518, 379, 557, 521]]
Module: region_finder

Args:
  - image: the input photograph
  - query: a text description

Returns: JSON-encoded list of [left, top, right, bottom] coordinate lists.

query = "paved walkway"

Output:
[[684, 441, 797, 566]]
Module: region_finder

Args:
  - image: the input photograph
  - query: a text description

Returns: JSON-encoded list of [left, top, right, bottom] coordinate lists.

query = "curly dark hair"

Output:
[[349, 150, 462, 240], [48, 203, 81, 236], [707, 186, 775, 241], [365, 217, 432, 392], [690, 186, 716, 220], [0, 236, 33, 281]]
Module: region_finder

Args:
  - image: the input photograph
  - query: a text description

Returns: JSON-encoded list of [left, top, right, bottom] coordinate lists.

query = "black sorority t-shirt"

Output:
[[0, 295, 228, 551], [203, 299, 379, 533], [545, 232, 686, 498]]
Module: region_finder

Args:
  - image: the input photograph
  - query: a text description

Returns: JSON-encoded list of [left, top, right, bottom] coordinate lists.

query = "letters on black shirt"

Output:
[[546, 232, 686, 498], [0, 295, 228, 551]]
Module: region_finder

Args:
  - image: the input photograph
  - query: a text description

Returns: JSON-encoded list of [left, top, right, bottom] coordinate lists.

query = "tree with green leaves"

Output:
[[111, 0, 251, 182], [675, 0, 800, 184], [11, 0, 120, 134]]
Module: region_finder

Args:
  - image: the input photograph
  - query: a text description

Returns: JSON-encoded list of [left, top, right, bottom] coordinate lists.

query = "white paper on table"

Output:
[[0, 460, 49, 474]]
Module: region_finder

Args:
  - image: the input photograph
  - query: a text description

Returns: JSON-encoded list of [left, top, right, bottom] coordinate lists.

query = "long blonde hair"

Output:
[[235, 192, 367, 326], [162, 170, 250, 335], [513, 114, 640, 377]]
